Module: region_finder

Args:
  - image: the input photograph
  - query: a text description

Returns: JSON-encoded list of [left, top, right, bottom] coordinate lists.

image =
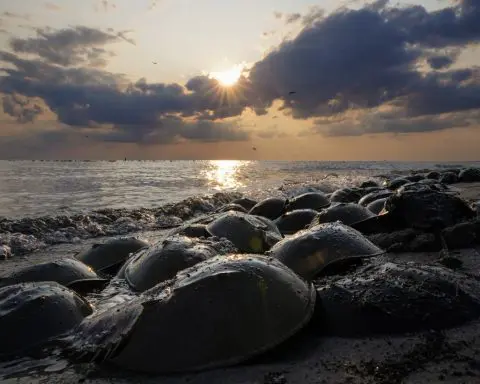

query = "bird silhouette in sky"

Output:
[[288, 91, 296, 95]]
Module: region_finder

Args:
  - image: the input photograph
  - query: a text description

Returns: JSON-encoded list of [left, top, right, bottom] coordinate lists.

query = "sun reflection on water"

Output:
[[204, 160, 248, 190]]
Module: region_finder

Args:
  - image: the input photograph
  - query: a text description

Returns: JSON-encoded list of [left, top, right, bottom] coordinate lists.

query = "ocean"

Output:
[[1, 159, 479, 255]]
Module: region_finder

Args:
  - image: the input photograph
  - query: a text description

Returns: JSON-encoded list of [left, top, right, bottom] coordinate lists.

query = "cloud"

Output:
[[0, 49, 252, 145], [2, 94, 44, 123], [8, 26, 133, 67], [44, 2, 61, 11], [1, 0, 480, 147], [247, 0, 480, 135]]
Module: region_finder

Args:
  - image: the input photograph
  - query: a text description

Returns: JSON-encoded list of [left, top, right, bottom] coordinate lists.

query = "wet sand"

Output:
[[2, 184, 480, 384]]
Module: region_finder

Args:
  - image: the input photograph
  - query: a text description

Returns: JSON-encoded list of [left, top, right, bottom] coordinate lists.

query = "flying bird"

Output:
[[288, 91, 296, 95]]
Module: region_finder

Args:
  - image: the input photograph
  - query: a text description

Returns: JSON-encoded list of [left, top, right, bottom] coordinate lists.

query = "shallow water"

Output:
[[2, 160, 478, 219], [1, 160, 479, 255]]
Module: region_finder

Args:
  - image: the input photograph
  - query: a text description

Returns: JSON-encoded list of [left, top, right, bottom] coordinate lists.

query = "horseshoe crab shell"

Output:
[[329, 188, 364, 203], [215, 203, 248, 213], [0, 282, 93, 358], [358, 190, 392, 206], [274, 209, 318, 235], [0, 258, 99, 289], [309, 203, 375, 227], [65, 254, 316, 374], [286, 192, 330, 212], [231, 197, 258, 211], [75, 237, 150, 275], [316, 262, 480, 336], [267, 222, 384, 281], [248, 197, 287, 220], [123, 236, 237, 292], [366, 198, 387, 214], [351, 189, 476, 235], [206, 211, 282, 253], [167, 223, 210, 239]]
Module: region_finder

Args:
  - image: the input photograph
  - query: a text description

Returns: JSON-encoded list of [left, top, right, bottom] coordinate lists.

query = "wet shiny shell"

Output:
[[67, 254, 316, 374], [286, 192, 330, 212], [384, 189, 475, 229], [310, 203, 375, 226], [274, 209, 318, 235], [76, 237, 150, 275], [386, 178, 410, 190], [459, 167, 480, 182], [366, 198, 388, 214], [316, 262, 480, 336], [0, 282, 92, 357], [167, 223, 210, 239], [124, 236, 233, 292], [268, 222, 384, 281], [439, 172, 458, 184], [0, 258, 98, 288], [358, 190, 393, 206], [206, 211, 282, 253], [231, 197, 258, 211], [329, 188, 364, 203], [248, 197, 287, 220], [216, 203, 248, 213]]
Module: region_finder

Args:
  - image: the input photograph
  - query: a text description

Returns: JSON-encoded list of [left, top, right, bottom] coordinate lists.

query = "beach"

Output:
[[1, 162, 480, 383]]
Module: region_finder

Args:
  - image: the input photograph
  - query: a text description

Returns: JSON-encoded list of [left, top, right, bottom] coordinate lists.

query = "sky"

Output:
[[0, 0, 479, 160]]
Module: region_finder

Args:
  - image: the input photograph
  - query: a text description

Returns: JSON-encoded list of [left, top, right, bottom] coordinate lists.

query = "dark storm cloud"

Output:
[[1, 0, 480, 143], [0, 52, 251, 143], [247, 0, 480, 135], [9, 26, 132, 67]]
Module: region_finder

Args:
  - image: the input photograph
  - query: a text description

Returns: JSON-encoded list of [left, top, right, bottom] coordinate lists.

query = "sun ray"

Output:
[[209, 64, 244, 87]]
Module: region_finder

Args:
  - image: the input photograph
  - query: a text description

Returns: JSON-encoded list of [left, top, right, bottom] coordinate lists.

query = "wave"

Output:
[[0, 192, 241, 256]]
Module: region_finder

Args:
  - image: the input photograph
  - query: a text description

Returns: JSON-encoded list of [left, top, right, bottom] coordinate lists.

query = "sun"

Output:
[[209, 65, 243, 86]]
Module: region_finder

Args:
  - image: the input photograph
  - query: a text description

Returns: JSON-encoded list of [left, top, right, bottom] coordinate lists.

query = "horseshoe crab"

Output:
[[286, 192, 330, 212], [316, 261, 480, 336], [459, 167, 480, 182], [386, 178, 410, 190], [216, 203, 248, 213], [267, 222, 384, 281], [168, 223, 210, 238], [248, 197, 287, 220], [0, 282, 93, 358], [439, 172, 458, 184], [123, 236, 237, 292], [366, 198, 387, 214], [351, 189, 476, 235], [309, 203, 375, 227], [329, 188, 364, 203], [64, 254, 316, 374], [75, 237, 150, 275], [358, 190, 393, 206], [274, 209, 318, 235], [0, 258, 108, 295], [206, 211, 282, 253], [231, 197, 258, 211]]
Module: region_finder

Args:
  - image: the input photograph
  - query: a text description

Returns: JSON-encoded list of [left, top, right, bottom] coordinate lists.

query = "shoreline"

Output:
[[1, 181, 480, 383]]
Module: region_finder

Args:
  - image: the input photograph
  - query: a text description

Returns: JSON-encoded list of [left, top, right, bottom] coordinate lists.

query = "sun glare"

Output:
[[210, 65, 243, 86]]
